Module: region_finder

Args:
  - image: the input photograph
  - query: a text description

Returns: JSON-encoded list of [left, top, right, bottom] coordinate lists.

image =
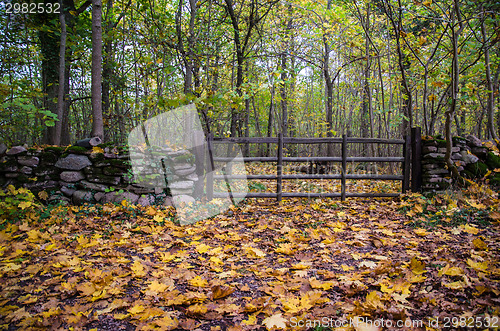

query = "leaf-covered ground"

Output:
[[1, 183, 499, 330]]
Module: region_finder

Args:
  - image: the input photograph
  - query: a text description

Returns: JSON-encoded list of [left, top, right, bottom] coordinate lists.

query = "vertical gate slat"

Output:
[[277, 132, 283, 201], [403, 134, 411, 193], [341, 134, 347, 201], [207, 133, 214, 200], [411, 127, 422, 192]]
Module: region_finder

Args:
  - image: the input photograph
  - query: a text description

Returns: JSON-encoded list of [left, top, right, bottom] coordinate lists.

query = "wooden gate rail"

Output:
[[206, 132, 414, 201]]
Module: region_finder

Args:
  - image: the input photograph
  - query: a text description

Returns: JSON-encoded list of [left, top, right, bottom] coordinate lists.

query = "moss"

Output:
[[174, 153, 195, 164], [485, 152, 500, 170], [65, 146, 88, 153], [39, 152, 58, 164], [103, 166, 124, 175], [434, 134, 444, 140], [488, 173, 500, 186], [435, 139, 447, 147], [465, 161, 489, 177], [44, 146, 65, 153], [452, 136, 467, 145], [462, 169, 475, 179], [109, 159, 130, 168], [90, 153, 105, 162], [27, 148, 38, 153]]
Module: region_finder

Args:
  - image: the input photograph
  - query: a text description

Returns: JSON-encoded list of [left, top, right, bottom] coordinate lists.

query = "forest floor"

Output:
[[0, 181, 499, 330]]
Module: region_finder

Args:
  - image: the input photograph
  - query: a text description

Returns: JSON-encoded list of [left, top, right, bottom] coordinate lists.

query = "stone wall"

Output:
[[0, 144, 198, 206], [421, 135, 500, 191]]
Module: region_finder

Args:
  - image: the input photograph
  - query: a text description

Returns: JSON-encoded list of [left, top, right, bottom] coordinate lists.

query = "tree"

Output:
[[91, 0, 104, 140]]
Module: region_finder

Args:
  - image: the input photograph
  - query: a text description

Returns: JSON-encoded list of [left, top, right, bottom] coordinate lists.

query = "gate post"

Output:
[[277, 132, 283, 202], [206, 133, 214, 200], [341, 134, 347, 201], [402, 134, 411, 193], [411, 127, 422, 192]]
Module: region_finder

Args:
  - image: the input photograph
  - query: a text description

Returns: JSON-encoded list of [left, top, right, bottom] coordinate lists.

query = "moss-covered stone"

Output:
[[434, 134, 444, 140], [436, 139, 447, 147], [174, 153, 195, 164], [44, 146, 65, 154], [488, 173, 500, 186], [89, 152, 105, 162], [39, 151, 58, 164], [485, 152, 500, 170], [65, 146, 88, 154], [103, 166, 125, 176], [452, 136, 468, 145], [465, 161, 489, 177]]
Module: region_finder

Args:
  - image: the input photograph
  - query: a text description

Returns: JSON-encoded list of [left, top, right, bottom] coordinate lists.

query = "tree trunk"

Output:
[[54, 0, 66, 146], [91, 0, 104, 140]]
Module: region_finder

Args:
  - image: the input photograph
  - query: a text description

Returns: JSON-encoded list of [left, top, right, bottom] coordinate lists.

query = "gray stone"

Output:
[[60, 171, 85, 182], [423, 163, 438, 170], [461, 151, 479, 164], [72, 190, 94, 205], [20, 166, 32, 175], [48, 195, 70, 205], [23, 180, 58, 190], [6, 146, 27, 155], [175, 166, 196, 176], [184, 173, 199, 181], [78, 180, 109, 192], [471, 147, 488, 157], [173, 194, 195, 206], [169, 181, 194, 190], [34, 168, 57, 177], [86, 175, 121, 186], [94, 192, 105, 202], [103, 166, 125, 176], [5, 173, 19, 178], [427, 168, 450, 175], [18, 156, 39, 167], [428, 177, 444, 183], [174, 163, 194, 170], [451, 153, 462, 160], [102, 191, 139, 204], [466, 134, 482, 147], [137, 195, 155, 206], [60, 186, 76, 197], [0, 143, 7, 155], [423, 153, 445, 159], [2, 165, 18, 172], [422, 146, 437, 153], [55, 154, 92, 170]]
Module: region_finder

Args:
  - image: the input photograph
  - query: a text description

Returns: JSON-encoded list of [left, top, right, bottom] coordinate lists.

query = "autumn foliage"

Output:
[[0, 183, 499, 330]]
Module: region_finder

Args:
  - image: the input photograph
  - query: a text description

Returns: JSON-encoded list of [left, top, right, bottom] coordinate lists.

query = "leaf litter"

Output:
[[0, 182, 499, 330]]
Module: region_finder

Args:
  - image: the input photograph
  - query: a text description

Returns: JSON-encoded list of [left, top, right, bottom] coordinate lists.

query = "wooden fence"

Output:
[[205, 127, 422, 201]]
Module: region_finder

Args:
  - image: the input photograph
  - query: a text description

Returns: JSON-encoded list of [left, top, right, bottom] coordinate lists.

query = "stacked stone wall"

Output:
[[421, 135, 500, 191], [0, 144, 198, 206]]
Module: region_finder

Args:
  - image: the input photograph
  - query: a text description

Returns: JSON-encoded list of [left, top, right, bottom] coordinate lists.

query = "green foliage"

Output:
[[0, 185, 41, 223]]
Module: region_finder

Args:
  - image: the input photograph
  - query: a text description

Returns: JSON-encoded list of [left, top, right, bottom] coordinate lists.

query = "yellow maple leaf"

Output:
[[146, 281, 169, 295], [443, 281, 467, 290], [188, 276, 208, 287], [38, 191, 48, 200], [410, 257, 426, 274], [153, 314, 179, 329], [187, 303, 208, 315], [18, 201, 32, 210], [413, 228, 428, 236], [439, 264, 464, 277], [463, 224, 479, 235], [472, 237, 488, 250], [196, 243, 212, 254], [275, 243, 295, 255], [76, 282, 95, 296], [467, 259, 488, 273], [211, 285, 234, 300], [131, 260, 146, 278], [114, 313, 129, 320], [92, 146, 104, 154], [365, 291, 384, 310], [127, 304, 145, 315], [309, 278, 334, 290], [262, 313, 287, 330]]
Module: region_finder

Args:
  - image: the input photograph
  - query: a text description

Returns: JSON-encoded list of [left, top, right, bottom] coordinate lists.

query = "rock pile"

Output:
[[421, 135, 500, 191], [0, 144, 199, 206]]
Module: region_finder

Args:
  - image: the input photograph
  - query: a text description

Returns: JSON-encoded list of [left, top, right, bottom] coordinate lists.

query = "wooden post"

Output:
[[402, 134, 411, 193], [277, 132, 283, 202], [206, 133, 214, 200], [193, 130, 205, 199], [411, 127, 422, 192], [341, 134, 347, 201]]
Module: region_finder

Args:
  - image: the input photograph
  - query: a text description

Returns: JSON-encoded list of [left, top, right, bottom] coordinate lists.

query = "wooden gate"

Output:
[[204, 128, 422, 201]]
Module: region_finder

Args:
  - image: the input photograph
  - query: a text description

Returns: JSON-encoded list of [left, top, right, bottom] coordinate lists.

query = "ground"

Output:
[[0, 181, 499, 330]]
